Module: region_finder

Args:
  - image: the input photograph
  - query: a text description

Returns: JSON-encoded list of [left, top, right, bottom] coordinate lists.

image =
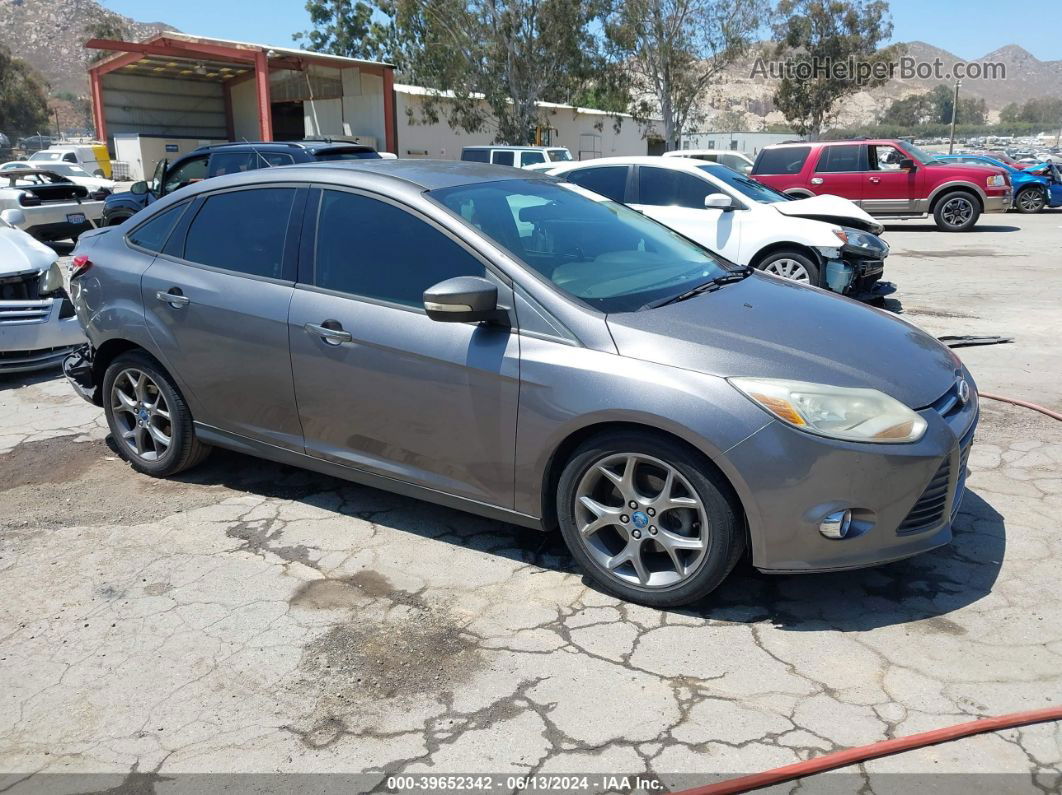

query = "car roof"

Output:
[[189, 140, 375, 155], [462, 145, 556, 151], [550, 155, 710, 173]]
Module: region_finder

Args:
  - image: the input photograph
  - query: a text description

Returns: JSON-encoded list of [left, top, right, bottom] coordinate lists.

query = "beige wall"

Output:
[[395, 89, 660, 160]]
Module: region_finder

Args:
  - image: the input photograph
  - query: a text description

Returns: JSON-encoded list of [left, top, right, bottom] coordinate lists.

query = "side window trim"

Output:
[[300, 183, 512, 315]]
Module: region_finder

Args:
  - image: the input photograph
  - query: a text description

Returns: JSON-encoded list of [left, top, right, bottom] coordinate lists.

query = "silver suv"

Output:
[[63, 161, 977, 607]]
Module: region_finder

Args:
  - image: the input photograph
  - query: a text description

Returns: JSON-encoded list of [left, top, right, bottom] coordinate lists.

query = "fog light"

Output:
[[819, 509, 852, 539]]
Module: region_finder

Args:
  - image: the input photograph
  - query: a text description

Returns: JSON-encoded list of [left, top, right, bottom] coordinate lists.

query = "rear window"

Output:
[[461, 149, 490, 163], [752, 146, 811, 175]]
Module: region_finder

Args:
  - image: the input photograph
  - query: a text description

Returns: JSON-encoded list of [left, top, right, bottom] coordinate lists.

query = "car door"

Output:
[[288, 187, 520, 507], [808, 144, 865, 202], [862, 144, 921, 215], [629, 165, 742, 261], [141, 184, 306, 450]]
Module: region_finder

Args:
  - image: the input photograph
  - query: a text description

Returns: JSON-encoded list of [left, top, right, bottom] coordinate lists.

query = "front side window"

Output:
[[430, 179, 730, 313], [751, 146, 810, 175], [869, 145, 906, 171], [163, 156, 208, 194], [314, 190, 484, 307], [183, 188, 297, 279], [564, 166, 628, 203], [64, 153, 78, 163], [127, 202, 188, 252], [638, 167, 716, 209], [547, 149, 572, 162]]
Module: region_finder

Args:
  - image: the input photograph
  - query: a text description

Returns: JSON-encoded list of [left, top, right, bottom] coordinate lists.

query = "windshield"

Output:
[[698, 164, 790, 203], [547, 149, 573, 162], [900, 142, 939, 165], [28, 151, 63, 161], [429, 179, 731, 313]]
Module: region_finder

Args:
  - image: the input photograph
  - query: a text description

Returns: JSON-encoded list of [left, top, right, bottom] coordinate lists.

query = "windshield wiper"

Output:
[[640, 267, 754, 310]]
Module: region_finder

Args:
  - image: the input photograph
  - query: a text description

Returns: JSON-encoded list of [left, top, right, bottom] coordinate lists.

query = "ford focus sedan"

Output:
[[62, 161, 977, 607]]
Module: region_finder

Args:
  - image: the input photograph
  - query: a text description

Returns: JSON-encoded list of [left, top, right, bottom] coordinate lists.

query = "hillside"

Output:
[[0, 0, 173, 97]]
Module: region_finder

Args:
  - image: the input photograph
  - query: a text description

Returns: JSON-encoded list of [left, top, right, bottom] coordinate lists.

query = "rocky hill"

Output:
[[0, 0, 172, 97]]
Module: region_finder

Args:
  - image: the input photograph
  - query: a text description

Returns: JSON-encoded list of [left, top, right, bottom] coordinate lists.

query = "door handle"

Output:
[[155, 289, 189, 308], [868, 177, 881, 183], [304, 321, 353, 345]]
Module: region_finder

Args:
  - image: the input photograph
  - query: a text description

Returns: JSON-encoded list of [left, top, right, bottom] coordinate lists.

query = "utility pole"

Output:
[[948, 80, 962, 154]]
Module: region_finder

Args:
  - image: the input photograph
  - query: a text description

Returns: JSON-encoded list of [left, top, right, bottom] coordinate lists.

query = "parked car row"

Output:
[[49, 156, 980, 608]]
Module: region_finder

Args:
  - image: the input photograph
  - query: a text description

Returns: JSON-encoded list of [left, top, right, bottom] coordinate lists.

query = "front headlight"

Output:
[[38, 261, 64, 296], [729, 377, 928, 443], [839, 226, 885, 253], [987, 175, 1006, 188]]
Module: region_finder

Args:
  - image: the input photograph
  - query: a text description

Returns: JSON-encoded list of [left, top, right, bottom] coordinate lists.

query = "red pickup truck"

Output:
[[751, 139, 1012, 232]]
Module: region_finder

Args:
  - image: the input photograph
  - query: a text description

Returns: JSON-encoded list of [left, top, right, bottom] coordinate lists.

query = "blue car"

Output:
[[934, 154, 1062, 213]]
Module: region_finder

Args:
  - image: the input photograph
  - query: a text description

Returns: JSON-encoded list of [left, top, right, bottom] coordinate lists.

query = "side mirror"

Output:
[[0, 208, 27, 228], [424, 276, 507, 324], [704, 192, 735, 211], [130, 181, 149, 195], [898, 158, 917, 171]]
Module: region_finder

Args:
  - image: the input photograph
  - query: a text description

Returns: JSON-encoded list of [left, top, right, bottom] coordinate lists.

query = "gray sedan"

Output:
[[62, 161, 977, 607]]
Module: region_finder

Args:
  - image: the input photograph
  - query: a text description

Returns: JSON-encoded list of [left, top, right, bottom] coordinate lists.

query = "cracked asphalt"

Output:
[[1, 211, 1060, 792]]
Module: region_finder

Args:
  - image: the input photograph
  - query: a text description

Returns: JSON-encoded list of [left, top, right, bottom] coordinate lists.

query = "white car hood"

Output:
[[0, 224, 56, 275], [772, 194, 882, 233]]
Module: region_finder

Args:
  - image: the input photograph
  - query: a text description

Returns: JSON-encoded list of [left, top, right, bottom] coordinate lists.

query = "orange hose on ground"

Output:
[[676, 706, 1062, 795], [978, 392, 1062, 422]]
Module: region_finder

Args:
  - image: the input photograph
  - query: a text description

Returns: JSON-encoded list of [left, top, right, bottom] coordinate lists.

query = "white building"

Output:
[[680, 131, 803, 156]]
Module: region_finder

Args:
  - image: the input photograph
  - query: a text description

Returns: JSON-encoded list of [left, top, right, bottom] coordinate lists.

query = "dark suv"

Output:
[[101, 141, 381, 225]]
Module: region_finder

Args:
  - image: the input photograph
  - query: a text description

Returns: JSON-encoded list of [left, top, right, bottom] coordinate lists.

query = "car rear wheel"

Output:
[[556, 431, 745, 607], [755, 250, 821, 287], [933, 191, 981, 231], [1014, 187, 1046, 214], [103, 351, 210, 477]]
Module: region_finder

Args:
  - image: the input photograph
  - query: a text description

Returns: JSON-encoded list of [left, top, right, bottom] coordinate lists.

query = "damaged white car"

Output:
[[0, 168, 104, 243], [0, 208, 85, 373]]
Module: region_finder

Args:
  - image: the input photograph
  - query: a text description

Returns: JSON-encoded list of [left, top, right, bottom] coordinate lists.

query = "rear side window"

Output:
[[565, 166, 628, 202], [492, 151, 515, 166], [815, 144, 865, 173], [314, 190, 483, 307], [521, 151, 546, 166], [261, 152, 295, 166], [752, 146, 811, 175], [127, 202, 187, 252], [208, 152, 256, 177], [183, 188, 297, 279], [461, 149, 489, 163], [637, 167, 715, 209]]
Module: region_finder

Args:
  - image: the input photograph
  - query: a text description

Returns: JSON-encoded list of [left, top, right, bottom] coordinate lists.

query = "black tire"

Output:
[[556, 430, 745, 608], [102, 350, 210, 477], [106, 214, 131, 227], [754, 249, 822, 288], [933, 191, 981, 231], [1014, 186, 1046, 214]]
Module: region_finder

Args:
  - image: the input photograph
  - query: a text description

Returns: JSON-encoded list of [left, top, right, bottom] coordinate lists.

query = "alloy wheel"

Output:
[[762, 258, 811, 282], [110, 368, 172, 462], [1018, 190, 1044, 212], [941, 197, 974, 227], [573, 453, 709, 588]]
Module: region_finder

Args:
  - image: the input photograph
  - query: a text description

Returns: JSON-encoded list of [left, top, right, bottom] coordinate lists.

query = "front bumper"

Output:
[[0, 296, 86, 373], [984, 189, 1012, 213], [63, 343, 99, 403], [724, 377, 979, 573]]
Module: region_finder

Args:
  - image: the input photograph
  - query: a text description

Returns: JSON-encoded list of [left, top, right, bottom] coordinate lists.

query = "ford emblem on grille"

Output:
[[957, 378, 971, 406]]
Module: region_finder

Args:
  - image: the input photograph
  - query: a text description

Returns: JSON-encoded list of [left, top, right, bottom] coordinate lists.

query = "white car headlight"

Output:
[[987, 175, 1006, 188], [729, 377, 928, 443], [38, 261, 64, 296]]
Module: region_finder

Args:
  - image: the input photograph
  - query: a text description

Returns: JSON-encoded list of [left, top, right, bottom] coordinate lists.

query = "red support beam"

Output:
[[223, 80, 235, 141], [254, 50, 273, 141], [89, 68, 107, 144], [382, 67, 397, 153]]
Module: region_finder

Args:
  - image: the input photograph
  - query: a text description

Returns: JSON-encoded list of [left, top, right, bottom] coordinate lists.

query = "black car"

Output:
[[101, 140, 381, 225]]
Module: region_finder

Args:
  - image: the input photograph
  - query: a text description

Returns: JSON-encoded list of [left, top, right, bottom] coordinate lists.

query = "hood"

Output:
[[606, 273, 958, 408], [0, 225, 56, 275], [925, 161, 1007, 177], [771, 194, 882, 234]]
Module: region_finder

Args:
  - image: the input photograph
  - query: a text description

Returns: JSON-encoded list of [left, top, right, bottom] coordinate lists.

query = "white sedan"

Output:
[[1, 161, 116, 194], [547, 156, 892, 300]]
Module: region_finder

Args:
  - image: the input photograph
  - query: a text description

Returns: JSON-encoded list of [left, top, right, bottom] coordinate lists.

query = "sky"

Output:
[[100, 0, 1060, 62]]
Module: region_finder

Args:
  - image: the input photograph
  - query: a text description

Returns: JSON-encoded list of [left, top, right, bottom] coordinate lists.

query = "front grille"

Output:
[[0, 299, 51, 324], [0, 270, 41, 301], [898, 457, 951, 534]]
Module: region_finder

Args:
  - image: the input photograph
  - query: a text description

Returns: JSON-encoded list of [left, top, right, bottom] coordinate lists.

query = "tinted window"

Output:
[[184, 188, 297, 279], [314, 190, 484, 307], [565, 166, 627, 202], [461, 149, 490, 163], [492, 151, 515, 166], [752, 146, 810, 175], [638, 167, 714, 209], [163, 156, 208, 193], [127, 202, 187, 252], [262, 152, 296, 166], [63, 153, 78, 163], [521, 151, 546, 166], [816, 144, 864, 172], [208, 151, 256, 177], [313, 148, 380, 161]]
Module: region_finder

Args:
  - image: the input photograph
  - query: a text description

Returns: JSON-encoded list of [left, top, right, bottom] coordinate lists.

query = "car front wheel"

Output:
[[103, 351, 210, 477], [755, 250, 821, 287], [933, 191, 981, 231], [556, 431, 745, 607], [1014, 187, 1046, 214]]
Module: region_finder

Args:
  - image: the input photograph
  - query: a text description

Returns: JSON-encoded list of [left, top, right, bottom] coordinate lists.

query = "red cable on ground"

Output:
[[978, 392, 1062, 422], [676, 706, 1062, 795]]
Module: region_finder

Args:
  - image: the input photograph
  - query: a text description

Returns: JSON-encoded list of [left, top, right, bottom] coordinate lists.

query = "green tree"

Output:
[[999, 102, 1021, 124], [294, 0, 394, 62], [770, 0, 901, 139], [0, 45, 50, 136], [605, 0, 769, 150], [880, 92, 932, 127]]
